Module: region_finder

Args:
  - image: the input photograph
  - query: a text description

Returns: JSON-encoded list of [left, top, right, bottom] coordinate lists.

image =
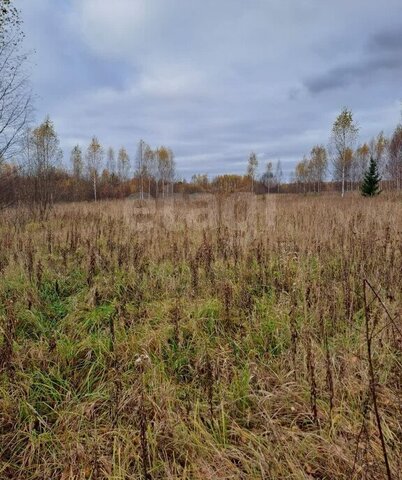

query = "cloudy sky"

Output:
[[19, 0, 402, 179]]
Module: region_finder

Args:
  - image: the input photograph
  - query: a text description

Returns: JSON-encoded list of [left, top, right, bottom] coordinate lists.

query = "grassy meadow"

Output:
[[0, 193, 401, 479]]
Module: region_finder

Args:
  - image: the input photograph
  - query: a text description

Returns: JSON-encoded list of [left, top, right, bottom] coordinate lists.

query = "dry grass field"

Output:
[[0, 194, 401, 479]]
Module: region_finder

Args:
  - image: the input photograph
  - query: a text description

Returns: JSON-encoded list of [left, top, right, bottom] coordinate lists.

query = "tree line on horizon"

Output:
[[1, 110, 401, 211]]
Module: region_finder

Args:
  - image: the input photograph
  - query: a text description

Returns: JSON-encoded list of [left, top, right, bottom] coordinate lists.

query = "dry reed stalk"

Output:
[[305, 333, 319, 427], [0, 301, 16, 372], [363, 279, 393, 480]]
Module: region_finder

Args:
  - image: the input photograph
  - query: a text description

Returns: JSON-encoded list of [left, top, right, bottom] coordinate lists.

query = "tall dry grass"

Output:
[[0, 193, 401, 479]]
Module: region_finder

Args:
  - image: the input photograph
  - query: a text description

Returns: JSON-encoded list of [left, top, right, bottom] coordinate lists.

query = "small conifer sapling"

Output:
[[360, 156, 381, 197]]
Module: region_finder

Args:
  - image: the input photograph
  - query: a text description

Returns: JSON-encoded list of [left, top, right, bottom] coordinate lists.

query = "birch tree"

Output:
[[71, 145, 83, 180], [275, 159, 283, 193], [309, 145, 327, 193], [330, 108, 358, 197], [70, 145, 83, 200], [143, 143, 155, 197], [117, 147, 130, 181], [86, 137, 103, 201], [0, 0, 32, 162], [294, 157, 309, 193], [166, 148, 176, 196], [262, 161, 274, 193], [135, 140, 147, 199], [369, 132, 387, 177], [353, 143, 370, 186], [247, 152, 258, 193], [387, 125, 402, 190], [106, 147, 116, 175], [157, 146, 170, 198], [27, 117, 62, 215]]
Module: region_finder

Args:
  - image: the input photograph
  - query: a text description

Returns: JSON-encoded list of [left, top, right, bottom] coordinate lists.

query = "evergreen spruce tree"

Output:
[[360, 156, 381, 197]]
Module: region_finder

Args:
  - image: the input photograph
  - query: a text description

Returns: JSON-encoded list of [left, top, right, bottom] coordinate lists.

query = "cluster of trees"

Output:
[[189, 157, 284, 195], [261, 159, 283, 193], [79, 139, 176, 201], [0, 114, 177, 210], [293, 108, 402, 195], [135, 141, 176, 199], [191, 173, 264, 194], [294, 146, 327, 194]]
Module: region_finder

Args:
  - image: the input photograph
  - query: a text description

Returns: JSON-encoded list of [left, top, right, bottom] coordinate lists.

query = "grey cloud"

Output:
[[304, 56, 402, 94], [369, 29, 402, 53], [304, 25, 402, 94], [17, 0, 402, 179]]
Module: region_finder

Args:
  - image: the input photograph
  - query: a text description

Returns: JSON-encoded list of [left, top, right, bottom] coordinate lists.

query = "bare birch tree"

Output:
[[0, 0, 32, 163]]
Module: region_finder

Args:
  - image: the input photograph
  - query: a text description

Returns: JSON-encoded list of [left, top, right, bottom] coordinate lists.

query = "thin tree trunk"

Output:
[[341, 165, 345, 198], [93, 175, 97, 202]]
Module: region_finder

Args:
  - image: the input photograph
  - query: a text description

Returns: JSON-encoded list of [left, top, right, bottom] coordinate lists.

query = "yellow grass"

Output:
[[0, 193, 401, 479]]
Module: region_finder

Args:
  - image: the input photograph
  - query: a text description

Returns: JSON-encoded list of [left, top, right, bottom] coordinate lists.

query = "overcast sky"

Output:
[[19, 0, 402, 179]]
